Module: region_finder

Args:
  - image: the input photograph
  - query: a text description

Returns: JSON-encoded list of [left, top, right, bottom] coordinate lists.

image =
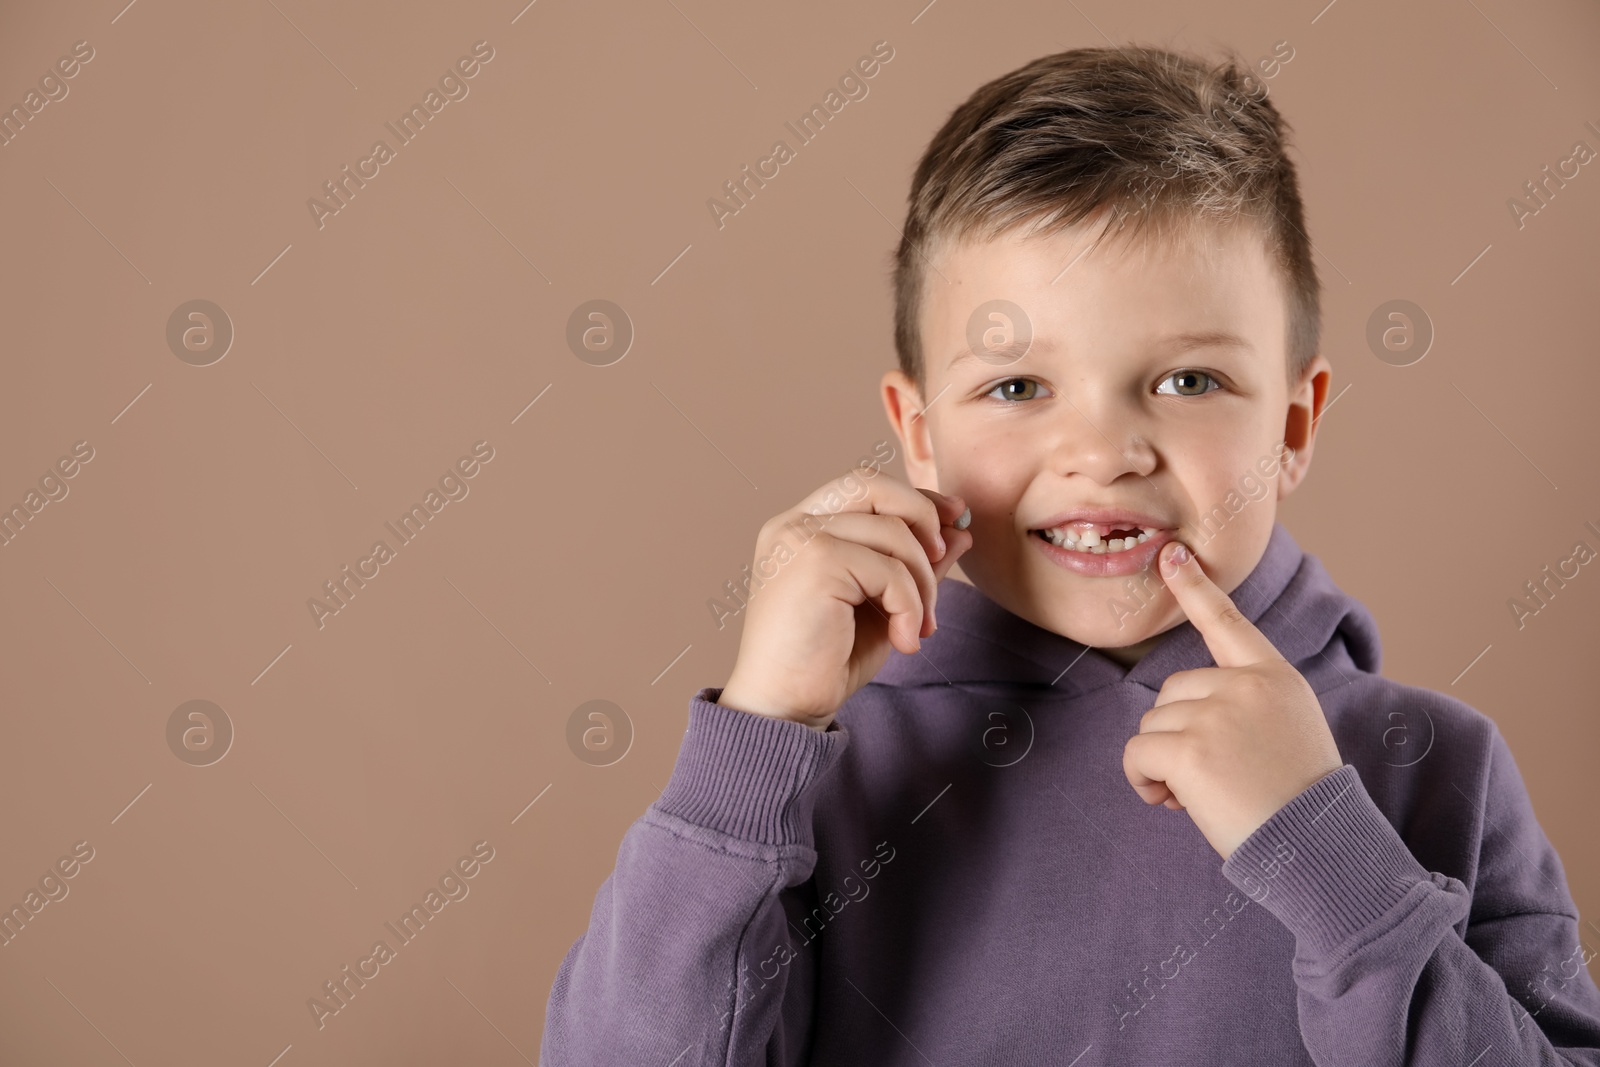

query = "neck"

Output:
[[947, 564, 1166, 669]]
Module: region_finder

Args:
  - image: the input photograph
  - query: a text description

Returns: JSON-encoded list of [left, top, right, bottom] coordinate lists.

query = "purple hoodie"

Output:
[[541, 522, 1600, 1065]]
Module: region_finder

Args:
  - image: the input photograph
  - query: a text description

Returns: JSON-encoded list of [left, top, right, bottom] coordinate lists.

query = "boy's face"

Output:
[[882, 214, 1331, 656]]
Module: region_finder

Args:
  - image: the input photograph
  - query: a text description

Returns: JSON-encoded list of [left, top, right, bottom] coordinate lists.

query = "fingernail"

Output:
[[954, 506, 971, 530], [935, 532, 946, 557], [1161, 541, 1190, 577]]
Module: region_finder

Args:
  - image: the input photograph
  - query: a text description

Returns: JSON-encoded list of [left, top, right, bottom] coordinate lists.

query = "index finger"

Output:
[[1157, 540, 1282, 669], [793, 471, 964, 563]]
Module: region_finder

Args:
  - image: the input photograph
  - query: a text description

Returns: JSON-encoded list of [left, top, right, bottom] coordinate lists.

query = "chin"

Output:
[[1066, 614, 1168, 650], [1022, 593, 1175, 651], [970, 556, 1178, 646]]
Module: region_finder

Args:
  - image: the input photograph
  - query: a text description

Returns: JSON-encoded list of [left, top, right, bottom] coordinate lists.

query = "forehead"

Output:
[[922, 215, 1285, 374]]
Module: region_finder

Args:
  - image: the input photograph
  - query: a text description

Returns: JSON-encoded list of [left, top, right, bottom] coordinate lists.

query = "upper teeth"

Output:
[[1038, 524, 1157, 554]]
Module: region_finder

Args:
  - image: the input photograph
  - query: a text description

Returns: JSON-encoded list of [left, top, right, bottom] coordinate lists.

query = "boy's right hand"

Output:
[[717, 472, 973, 731]]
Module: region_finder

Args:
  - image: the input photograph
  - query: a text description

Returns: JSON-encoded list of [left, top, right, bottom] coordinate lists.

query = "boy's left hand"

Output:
[[1123, 540, 1345, 861]]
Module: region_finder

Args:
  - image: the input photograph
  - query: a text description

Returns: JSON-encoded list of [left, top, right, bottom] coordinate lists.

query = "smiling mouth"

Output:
[[1030, 523, 1161, 555]]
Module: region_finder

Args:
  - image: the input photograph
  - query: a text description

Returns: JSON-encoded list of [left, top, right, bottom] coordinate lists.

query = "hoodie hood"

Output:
[[872, 521, 1382, 696]]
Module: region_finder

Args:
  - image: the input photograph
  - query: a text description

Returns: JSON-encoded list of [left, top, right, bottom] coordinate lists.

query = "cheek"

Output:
[[1163, 454, 1220, 511], [941, 422, 1036, 488], [1179, 439, 1281, 585], [1169, 432, 1265, 510]]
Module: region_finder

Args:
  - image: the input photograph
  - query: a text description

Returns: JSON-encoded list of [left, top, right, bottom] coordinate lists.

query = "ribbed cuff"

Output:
[[652, 687, 848, 848], [1221, 765, 1431, 959]]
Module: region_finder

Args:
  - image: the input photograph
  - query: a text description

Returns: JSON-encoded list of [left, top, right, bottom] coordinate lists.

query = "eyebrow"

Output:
[[946, 329, 1252, 371]]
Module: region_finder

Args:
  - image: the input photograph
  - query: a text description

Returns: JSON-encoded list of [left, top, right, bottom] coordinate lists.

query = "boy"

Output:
[[541, 44, 1600, 1064]]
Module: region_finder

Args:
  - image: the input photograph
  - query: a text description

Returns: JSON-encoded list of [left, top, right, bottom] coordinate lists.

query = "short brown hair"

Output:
[[892, 44, 1319, 395]]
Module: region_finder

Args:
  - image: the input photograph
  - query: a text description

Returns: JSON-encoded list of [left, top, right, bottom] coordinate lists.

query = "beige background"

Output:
[[2, 0, 1597, 1062]]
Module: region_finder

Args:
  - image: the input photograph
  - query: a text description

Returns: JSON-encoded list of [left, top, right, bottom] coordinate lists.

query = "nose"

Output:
[[1046, 390, 1156, 484]]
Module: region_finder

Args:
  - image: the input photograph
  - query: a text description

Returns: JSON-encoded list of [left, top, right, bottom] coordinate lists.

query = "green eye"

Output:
[[985, 378, 1048, 402], [1157, 370, 1221, 397]]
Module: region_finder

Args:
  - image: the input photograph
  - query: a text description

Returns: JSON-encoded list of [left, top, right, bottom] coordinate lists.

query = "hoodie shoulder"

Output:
[[1326, 672, 1499, 773], [1296, 548, 1501, 796], [1321, 670, 1502, 888]]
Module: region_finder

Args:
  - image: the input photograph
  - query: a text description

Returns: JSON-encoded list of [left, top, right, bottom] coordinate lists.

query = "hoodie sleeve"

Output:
[[540, 686, 847, 1067], [1219, 735, 1600, 1067]]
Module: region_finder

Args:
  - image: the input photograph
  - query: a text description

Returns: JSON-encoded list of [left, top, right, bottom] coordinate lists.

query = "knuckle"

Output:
[[906, 522, 936, 569], [800, 530, 836, 566], [758, 512, 791, 544], [1240, 669, 1272, 696]]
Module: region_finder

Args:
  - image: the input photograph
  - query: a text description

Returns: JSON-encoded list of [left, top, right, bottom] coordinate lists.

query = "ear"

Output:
[[1276, 353, 1331, 500], [880, 369, 940, 489]]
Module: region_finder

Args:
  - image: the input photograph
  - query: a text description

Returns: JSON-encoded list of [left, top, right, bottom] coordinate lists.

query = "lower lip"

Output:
[[1030, 528, 1174, 577]]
